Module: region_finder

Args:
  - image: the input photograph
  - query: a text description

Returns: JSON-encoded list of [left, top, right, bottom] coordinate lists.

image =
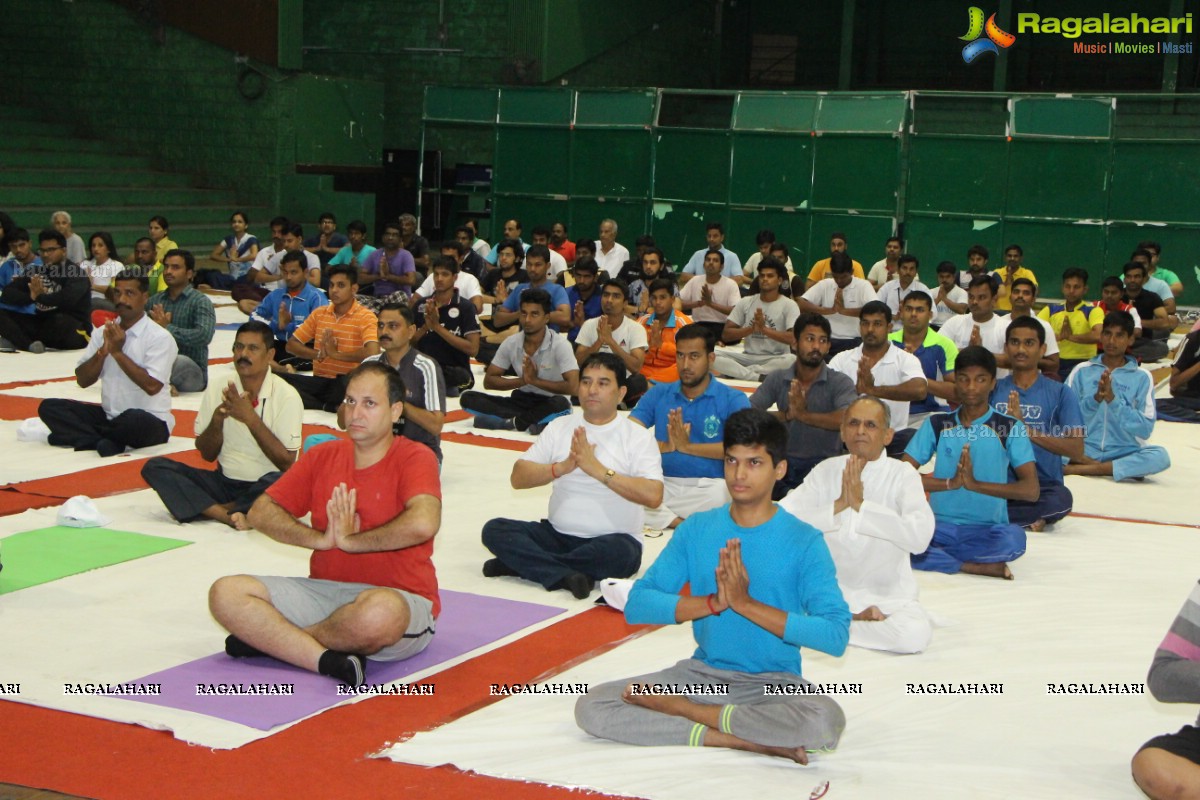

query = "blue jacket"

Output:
[[1066, 355, 1156, 455], [250, 283, 329, 341]]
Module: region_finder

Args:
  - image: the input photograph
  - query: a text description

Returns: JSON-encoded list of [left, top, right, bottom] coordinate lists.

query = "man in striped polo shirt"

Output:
[[281, 264, 379, 411], [348, 303, 446, 463]]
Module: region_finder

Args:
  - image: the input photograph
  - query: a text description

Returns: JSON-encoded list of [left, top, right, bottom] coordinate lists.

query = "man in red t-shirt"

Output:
[[208, 361, 442, 687]]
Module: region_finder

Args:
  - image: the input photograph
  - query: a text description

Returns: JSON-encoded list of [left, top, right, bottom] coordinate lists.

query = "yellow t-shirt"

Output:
[[807, 258, 865, 283], [1037, 302, 1106, 361], [992, 266, 1037, 311]]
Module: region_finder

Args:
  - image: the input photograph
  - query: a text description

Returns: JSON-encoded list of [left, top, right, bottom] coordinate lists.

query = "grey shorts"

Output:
[[255, 576, 436, 662]]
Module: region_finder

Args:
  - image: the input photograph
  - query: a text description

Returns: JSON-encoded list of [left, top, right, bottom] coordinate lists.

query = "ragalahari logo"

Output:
[[960, 7, 1016, 63]]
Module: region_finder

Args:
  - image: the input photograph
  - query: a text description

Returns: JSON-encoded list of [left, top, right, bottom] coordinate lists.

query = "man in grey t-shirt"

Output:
[[713, 259, 800, 381], [750, 312, 857, 497]]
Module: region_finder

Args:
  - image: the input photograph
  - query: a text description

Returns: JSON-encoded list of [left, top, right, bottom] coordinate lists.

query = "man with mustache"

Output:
[[39, 271, 177, 457], [141, 321, 303, 529]]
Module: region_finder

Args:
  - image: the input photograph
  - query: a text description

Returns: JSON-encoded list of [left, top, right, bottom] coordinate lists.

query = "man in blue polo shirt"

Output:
[[679, 221, 745, 286], [888, 290, 958, 422], [902, 346, 1040, 580], [990, 316, 1084, 532], [630, 323, 751, 529], [249, 251, 329, 369], [491, 244, 571, 333]]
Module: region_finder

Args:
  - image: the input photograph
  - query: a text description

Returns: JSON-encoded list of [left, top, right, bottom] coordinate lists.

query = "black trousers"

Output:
[[39, 399, 169, 455], [140, 458, 280, 521], [460, 390, 571, 430], [278, 372, 349, 411], [0, 310, 88, 351]]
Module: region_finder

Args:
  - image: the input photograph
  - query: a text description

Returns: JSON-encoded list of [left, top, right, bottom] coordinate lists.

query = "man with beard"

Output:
[[751, 313, 857, 495], [0, 228, 90, 353], [39, 271, 177, 456], [630, 324, 750, 529], [147, 249, 216, 393], [142, 321, 302, 528]]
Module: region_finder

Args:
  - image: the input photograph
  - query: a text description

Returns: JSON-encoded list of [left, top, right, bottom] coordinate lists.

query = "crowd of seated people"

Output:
[[3, 206, 1194, 782]]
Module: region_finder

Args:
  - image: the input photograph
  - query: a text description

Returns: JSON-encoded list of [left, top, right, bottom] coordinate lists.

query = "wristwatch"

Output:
[[603, 468, 616, 484]]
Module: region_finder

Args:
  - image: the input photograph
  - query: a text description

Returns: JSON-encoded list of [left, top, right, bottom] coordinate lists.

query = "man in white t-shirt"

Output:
[[712, 258, 799, 381], [867, 236, 903, 289], [829, 300, 927, 456], [593, 219, 630, 277], [531, 227, 570, 280], [575, 278, 650, 404], [797, 251, 878, 360], [679, 249, 740, 342], [939, 275, 1032, 379], [480, 353, 664, 599], [876, 255, 930, 331], [931, 260, 969, 328], [781, 396, 935, 654], [411, 244, 483, 313]]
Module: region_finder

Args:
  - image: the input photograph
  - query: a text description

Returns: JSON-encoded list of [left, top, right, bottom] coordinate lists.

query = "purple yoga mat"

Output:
[[120, 590, 564, 730]]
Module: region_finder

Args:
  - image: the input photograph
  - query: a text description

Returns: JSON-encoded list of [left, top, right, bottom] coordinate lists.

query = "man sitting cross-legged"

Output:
[[574, 278, 650, 406], [990, 316, 1084, 532], [750, 312, 857, 496], [40, 271, 177, 457], [574, 408, 851, 763], [902, 346, 1040, 580], [208, 361, 442, 688], [141, 321, 302, 529], [782, 396, 935, 654], [1064, 311, 1171, 482], [630, 323, 751, 529], [459, 288, 579, 435], [481, 353, 664, 599], [712, 257, 799, 381]]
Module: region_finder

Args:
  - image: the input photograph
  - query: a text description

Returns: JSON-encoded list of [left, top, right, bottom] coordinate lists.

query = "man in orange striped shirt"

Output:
[[638, 278, 693, 385], [282, 265, 380, 410]]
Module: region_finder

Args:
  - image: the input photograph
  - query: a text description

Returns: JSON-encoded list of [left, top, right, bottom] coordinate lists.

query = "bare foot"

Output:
[[961, 561, 1013, 580], [703, 729, 809, 763], [853, 605, 887, 621], [169, 385, 179, 397], [1027, 518, 1047, 533], [622, 684, 692, 715], [229, 512, 249, 531]]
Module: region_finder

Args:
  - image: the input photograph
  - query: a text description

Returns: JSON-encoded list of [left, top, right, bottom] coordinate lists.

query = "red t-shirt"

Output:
[[267, 436, 443, 616], [549, 241, 576, 264]]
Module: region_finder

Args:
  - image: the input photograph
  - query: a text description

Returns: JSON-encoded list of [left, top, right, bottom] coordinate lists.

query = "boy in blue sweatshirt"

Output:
[[1064, 311, 1171, 481], [575, 408, 850, 763]]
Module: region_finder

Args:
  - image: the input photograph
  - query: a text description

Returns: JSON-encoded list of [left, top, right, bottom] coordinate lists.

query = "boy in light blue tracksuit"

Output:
[[1065, 310, 1171, 482]]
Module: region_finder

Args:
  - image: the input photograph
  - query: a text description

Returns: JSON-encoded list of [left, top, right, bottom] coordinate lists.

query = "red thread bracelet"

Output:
[[706, 593, 719, 615]]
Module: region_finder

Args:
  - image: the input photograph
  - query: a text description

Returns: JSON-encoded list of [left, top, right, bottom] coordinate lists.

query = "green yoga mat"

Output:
[[0, 526, 191, 594]]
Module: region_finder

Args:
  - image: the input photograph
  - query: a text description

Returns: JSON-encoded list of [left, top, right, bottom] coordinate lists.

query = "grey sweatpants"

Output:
[[574, 658, 845, 750]]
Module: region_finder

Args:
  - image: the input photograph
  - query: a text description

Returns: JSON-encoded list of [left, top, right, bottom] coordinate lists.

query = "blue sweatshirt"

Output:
[[1066, 355, 1157, 457], [626, 505, 850, 676]]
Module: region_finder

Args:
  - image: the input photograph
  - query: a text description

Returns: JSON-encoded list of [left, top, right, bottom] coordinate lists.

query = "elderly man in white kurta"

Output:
[[781, 395, 935, 654]]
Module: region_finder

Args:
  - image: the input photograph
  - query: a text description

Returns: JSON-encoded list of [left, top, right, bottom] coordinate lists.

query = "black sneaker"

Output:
[[318, 650, 367, 689]]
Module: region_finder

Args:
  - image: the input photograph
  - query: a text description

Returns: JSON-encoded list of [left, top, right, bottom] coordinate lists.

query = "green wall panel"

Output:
[[1109, 142, 1200, 224], [576, 91, 656, 127], [1012, 97, 1112, 139], [907, 137, 1008, 216], [425, 87, 497, 123], [494, 128, 570, 196], [654, 130, 730, 202], [730, 133, 814, 208], [903, 215, 1005, 273], [817, 95, 907, 133], [1000, 220, 1106, 284], [1005, 141, 1109, 220], [293, 76, 384, 167], [733, 94, 817, 132], [1107, 224, 1200, 305], [573, 130, 652, 198], [498, 88, 573, 125], [811, 137, 900, 212], [492, 197, 569, 235]]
